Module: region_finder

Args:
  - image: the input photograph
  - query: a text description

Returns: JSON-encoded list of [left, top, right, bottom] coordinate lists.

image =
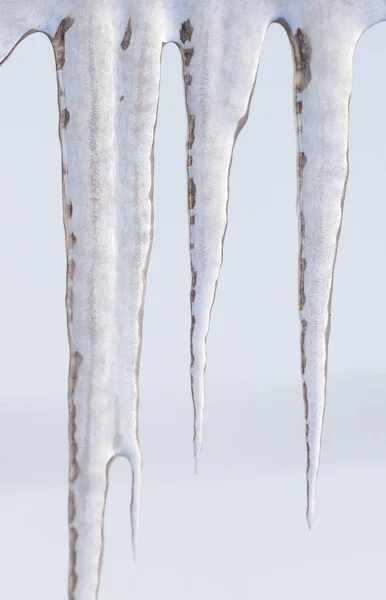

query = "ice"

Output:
[[1, 0, 385, 597], [49, 4, 163, 597], [176, 6, 267, 467]]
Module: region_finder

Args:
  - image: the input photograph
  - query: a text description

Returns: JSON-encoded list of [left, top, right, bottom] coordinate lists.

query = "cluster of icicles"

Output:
[[3, 0, 386, 597]]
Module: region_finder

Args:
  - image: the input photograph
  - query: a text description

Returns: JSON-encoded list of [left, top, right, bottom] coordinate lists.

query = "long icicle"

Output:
[[283, 15, 357, 526], [178, 3, 268, 468], [51, 6, 163, 597]]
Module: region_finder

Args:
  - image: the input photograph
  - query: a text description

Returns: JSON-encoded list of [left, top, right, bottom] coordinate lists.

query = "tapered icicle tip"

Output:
[[193, 429, 202, 475], [307, 506, 314, 530], [192, 389, 204, 474], [132, 545, 138, 564], [306, 477, 316, 530], [129, 453, 142, 563], [131, 521, 139, 564]]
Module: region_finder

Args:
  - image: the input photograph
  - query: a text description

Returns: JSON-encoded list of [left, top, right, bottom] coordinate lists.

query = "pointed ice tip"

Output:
[[306, 482, 315, 530], [130, 528, 139, 563], [193, 432, 202, 475]]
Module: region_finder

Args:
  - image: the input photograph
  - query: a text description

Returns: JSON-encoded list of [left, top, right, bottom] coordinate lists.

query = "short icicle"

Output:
[[284, 15, 358, 527], [178, 4, 267, 469]]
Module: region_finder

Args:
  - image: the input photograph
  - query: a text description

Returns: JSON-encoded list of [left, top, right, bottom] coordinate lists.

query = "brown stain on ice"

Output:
[[191, 270, 197, 288], [305, 426, 310, 473], [180, 19, 194, 44], [61, 108, 70, 129], [298, 152, 307, 311], [190, 315, 196, 368], [303, 383, 310, 473], [53, 21, 81, 593], [68, 258, 76, 282], [181, 19, 195, 168], [187, 114, 195, 150], [303, 383, 308, 420], [69, 490, 75, 523], [188, 178, 196, 210], [66, 258, 76, 325], [69, 524, 79, 597], [277, 21, 312, 93], [277, 17, 313, 485], [191, 269, 197, 303], [292, 27, 312, 93], [69, 351, 83, 484], [299, 211, 307, 312], [179, 18, 194, 66], [299, 256, 307, 311], [68, 350, 83, 598], [298, 151, 307, 175], [301, 318, 307, 374], [70, 232, 77, 248], [52, 16, 75, 71], [186, 115, 195, 166], [121, 17, 132, 50], [180, 19, 198, 406], [182, 47, 195, 66]]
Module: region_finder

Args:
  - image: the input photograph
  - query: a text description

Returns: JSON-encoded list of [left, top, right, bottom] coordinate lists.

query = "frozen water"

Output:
[[1, 0, 386, 597]]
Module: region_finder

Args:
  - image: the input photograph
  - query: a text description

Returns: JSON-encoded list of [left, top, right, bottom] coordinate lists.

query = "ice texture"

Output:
[[1, 0, 385, 597]]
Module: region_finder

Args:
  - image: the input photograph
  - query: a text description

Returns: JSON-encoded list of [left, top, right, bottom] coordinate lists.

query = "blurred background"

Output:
[[0, 22, 385, 599]]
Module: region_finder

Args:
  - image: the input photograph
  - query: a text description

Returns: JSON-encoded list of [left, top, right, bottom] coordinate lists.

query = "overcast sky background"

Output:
[[0, 22, 385, 599]]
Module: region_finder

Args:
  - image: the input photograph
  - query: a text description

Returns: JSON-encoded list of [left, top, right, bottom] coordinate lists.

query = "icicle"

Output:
[[280, 15, 358, 526], [177, 3, 268, 468], [49, 6, 163, 598]]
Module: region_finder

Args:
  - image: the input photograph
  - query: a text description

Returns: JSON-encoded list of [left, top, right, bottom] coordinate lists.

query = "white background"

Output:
[[0, 22, 385, 599]]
